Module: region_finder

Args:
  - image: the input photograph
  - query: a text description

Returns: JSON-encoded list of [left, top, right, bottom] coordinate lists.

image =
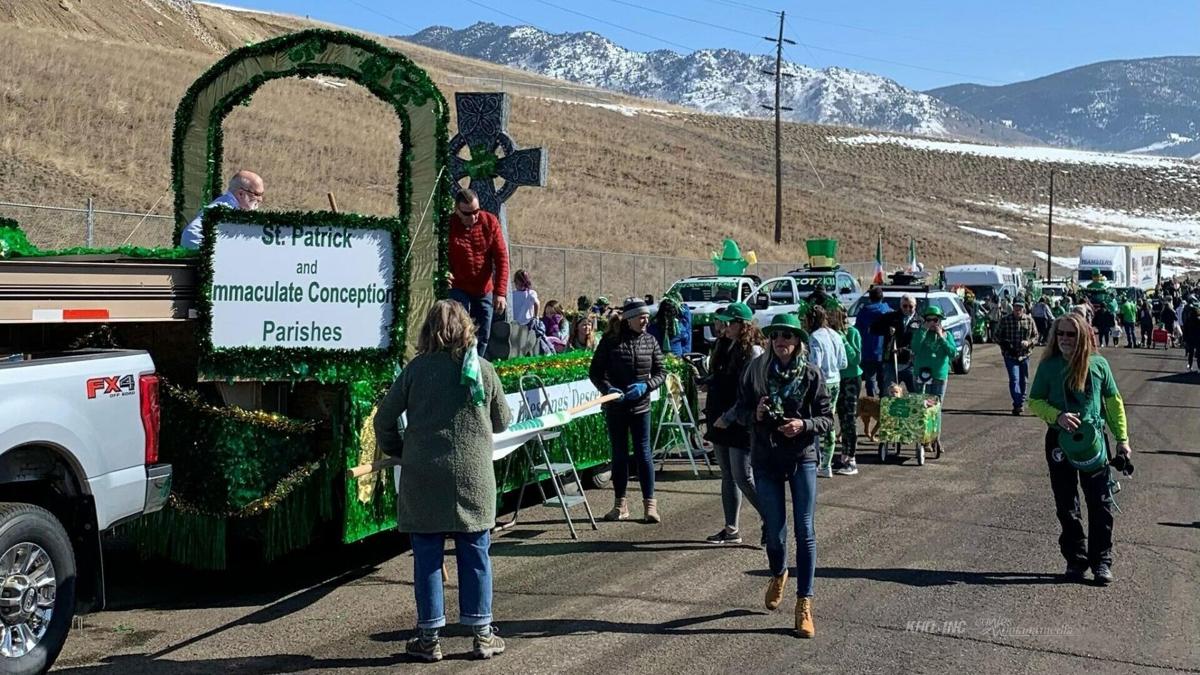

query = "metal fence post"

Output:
[[599, 254, 604, 298], [85, 197, 95, 247], [562, 249, 567, 301]]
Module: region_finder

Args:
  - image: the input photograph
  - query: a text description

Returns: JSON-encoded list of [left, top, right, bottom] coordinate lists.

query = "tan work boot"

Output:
[[795, 597, 815, 638], [764, 570, 788, 610], [643, 498, 661, 524], [603, 496, 629, 521]]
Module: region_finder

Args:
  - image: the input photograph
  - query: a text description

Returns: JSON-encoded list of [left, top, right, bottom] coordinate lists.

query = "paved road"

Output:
[[54, 344, 1200, 674]]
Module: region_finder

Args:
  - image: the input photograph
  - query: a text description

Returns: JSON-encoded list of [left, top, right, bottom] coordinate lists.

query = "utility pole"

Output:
[[1046, 169, 1068, 280], [762, 11, 794, 244]]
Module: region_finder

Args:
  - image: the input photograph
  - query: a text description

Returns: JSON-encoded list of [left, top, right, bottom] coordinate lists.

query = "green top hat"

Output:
[[922, 305, 944, 319], [806, 239, 839, 269]]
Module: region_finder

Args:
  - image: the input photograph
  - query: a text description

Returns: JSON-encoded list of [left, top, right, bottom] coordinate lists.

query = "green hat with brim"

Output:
[[764, 313, 808, 341], [922, 305, 944, 319], [725, 302, 754, 322]]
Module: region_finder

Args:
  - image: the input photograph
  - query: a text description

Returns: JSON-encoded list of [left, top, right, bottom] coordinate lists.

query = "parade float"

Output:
[[0, 30, 693, 569]]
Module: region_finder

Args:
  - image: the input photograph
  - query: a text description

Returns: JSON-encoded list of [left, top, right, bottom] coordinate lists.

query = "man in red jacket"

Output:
[[448, 188, 510, 356]]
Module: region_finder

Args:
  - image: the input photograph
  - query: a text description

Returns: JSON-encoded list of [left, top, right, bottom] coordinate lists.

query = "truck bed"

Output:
[[0, 255, 197, 323]]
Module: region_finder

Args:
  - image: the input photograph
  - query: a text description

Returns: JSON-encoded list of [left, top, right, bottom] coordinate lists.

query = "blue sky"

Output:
[[212, 0, 1199, 90]]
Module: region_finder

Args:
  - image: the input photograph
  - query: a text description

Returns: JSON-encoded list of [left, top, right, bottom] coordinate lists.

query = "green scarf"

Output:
[[461, 344, 485, 407], [766, 354, 805, 418]]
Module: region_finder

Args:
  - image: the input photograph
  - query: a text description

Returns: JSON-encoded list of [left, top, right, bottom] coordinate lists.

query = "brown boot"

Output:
[[764, 570, 788, 610], [643, 498, 661, 524], [795, 597, 814, 638], [603, 496, 629, 521]]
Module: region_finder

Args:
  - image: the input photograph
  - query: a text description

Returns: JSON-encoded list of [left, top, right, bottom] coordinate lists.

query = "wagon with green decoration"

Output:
[[876, 393, 942, 466]]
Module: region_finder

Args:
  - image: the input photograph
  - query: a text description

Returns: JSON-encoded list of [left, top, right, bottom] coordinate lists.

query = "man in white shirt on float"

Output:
[[180, 170, 265, 249]]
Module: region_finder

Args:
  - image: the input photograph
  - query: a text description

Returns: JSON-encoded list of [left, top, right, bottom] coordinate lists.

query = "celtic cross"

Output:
[[449, 93, 548, 244]]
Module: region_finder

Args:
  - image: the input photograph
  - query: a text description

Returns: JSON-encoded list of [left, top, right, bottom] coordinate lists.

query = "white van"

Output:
[[944, 264, 1021, 302]]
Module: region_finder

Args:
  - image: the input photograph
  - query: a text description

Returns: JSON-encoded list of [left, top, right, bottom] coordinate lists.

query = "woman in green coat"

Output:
[[911, 305, 957, 455], [375, 300, 512, 662]]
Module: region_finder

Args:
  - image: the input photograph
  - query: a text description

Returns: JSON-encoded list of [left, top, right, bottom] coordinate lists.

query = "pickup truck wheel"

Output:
[[0, 503, 75, 675]]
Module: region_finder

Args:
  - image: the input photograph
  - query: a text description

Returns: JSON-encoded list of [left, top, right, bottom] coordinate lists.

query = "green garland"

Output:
[[195, 207, 408, 383], [170, 28, 450, 243], [0, 222, 195, 260]]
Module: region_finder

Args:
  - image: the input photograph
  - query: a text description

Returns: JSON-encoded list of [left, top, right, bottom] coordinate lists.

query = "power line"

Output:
[[601, 0, 765, 40], [459, 0, 544, 30], [785, 24, 1003, 84], [701, 0, 780, 16], [529, 0, 698, 52], [343, 0, 421, 33]]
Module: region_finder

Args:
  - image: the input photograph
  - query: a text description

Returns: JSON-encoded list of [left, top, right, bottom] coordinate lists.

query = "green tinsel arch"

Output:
[[170, 29, 452, 357]]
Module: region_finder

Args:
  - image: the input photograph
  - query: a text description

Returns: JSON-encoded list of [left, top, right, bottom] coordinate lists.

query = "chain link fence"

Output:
[[0, 200, 872, 303]]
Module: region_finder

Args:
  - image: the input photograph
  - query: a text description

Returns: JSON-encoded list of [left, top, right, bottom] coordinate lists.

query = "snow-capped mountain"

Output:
[[402, 22, 1031, 143], [929, 57, 1200, 158]]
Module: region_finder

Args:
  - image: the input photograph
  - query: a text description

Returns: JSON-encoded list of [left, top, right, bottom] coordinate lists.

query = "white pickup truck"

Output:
[[0, 349, 171, 675]]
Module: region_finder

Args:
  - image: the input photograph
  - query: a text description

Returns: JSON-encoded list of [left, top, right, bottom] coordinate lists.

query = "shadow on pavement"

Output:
[[743, 566, 1062, 586], [491, 538, 755, 557], [1148, 373, 1200, 384], [1140, 449, 1200, 458], [942, 409, 1020, 417], [101, 531, 407, 612], [1159, 521, 1200, 529], [816, 566, 1063, 586], [55, 652, 413, 673], [367, 608, 790, 642]]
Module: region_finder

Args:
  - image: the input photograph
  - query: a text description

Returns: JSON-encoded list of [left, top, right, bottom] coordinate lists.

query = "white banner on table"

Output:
[[502, 377, 658, 422], [208, 222, 394, 350]]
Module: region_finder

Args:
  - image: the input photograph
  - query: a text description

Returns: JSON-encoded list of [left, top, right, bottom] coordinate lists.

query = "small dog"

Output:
[[858, 383, 906, 441]]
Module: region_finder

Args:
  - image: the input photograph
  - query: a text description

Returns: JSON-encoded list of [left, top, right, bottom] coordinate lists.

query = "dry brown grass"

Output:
[[1, 1, 1196, 288]]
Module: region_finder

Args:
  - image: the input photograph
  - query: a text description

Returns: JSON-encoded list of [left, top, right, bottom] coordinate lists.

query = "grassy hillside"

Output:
[[0, 0, 1195, 279]]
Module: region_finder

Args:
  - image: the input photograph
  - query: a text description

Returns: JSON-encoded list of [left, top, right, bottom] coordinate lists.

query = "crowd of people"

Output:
[[178, 174, 1164, 661]]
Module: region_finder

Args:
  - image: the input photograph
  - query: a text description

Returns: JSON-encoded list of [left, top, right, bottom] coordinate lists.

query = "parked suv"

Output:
[[847, 285, 973, 375]]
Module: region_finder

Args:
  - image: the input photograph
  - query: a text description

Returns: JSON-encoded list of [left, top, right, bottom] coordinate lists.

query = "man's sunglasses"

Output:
[[238, 187, 264, 198], [924, 317, 941, 323], [458, 208, 480, 217]]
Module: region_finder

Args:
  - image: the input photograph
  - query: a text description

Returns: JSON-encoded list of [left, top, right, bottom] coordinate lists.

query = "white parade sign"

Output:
[[502, 377, 659, 421], [208, 221, 395, 350]]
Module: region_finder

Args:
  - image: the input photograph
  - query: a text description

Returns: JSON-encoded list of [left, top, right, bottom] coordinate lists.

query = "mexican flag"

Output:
[[871, 234, 885, 285], [906, 238, 919, 273]]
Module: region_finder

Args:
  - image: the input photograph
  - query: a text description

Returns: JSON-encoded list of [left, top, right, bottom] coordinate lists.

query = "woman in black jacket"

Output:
[[734, 313, 833, 638], [589, 297, 667, 523], [704, 302, 765, 544]]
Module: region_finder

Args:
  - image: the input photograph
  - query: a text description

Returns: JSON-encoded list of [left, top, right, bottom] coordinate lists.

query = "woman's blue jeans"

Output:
[[410, 531, 493, 629], [605, 407, 654, 499], [754, 462, 817, 597]]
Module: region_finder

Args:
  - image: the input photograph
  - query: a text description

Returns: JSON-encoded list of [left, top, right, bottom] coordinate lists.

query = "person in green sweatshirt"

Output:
[[831, 308, 862, 475], [910, 305, 957, 455], [1028, 312, 1132, 586], [1118, 296, 1138, 348]]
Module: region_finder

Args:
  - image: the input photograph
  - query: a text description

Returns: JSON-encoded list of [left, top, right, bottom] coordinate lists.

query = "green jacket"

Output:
[[910, 327, 957, 382], [840, 325, 863, 380], [375, 351, 512, 534], [1119, 301, 1137, 324]]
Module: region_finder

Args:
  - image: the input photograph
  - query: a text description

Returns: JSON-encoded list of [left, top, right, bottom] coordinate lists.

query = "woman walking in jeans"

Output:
[[735, 313, 833, 637], [374, 300, 513, 662], [705, 302, 765, 544], [589, 297, 667, 523]]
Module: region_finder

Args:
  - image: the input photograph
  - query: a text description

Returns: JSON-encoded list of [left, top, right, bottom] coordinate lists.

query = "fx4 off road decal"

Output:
[[86, 374, 135, 399]]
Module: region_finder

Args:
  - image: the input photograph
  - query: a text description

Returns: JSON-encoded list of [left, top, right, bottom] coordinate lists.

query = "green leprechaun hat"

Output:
[[806, 239, 838, 269], [712, 238, 751, 276]]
